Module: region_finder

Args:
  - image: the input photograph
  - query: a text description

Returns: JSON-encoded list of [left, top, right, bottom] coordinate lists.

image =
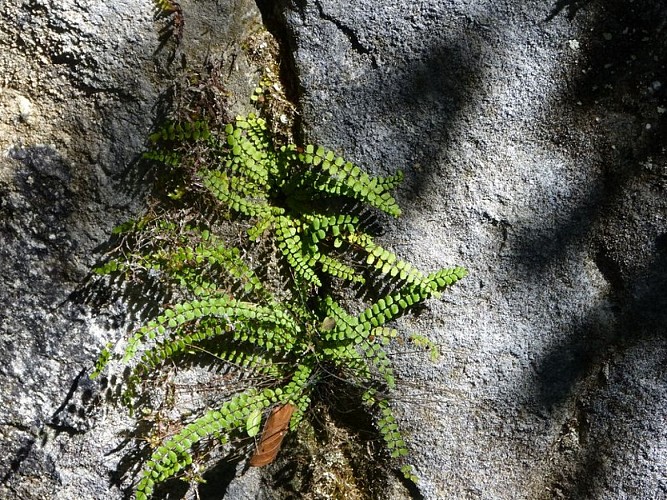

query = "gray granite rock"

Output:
[[1, 0, 665, 498], [0, 0, 263, 498], [259, 0, 667, 498]]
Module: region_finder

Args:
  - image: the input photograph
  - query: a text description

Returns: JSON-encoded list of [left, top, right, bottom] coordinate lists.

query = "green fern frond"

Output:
[[320, 295, 364, 342], [153, 0, 178, 13], [316, 253, 364, 283], [149, 120, 211, 144], [348, 232, 426, 284], [359, 340, 396, 389], [408, 333, 441, 362], [400, 464, 419, 484], [291, 151, 402, 217], [375, 170, 404, 192], [92, 99, 466, 497], [91, 343, 112, 379], [375, 398, 409, 459], [131, 317, 285, 378], [275, 215, 321, 286], [93, 258, 128, 275], [359, 389, 409, 459], [200, 169, 271, 217], [203, 343, 285, 378], [246, 210, 283, 241], [136, 388, 262, 500], [119, 295, 300, 368], [142, 149, 181, 167], [424, 266, 468, 293]]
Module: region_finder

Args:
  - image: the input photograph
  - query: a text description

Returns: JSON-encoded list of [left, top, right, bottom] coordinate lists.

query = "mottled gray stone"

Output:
[[259, 0, 667, 498], [1, 0, 666, 498], [0, 0, 263, 498]]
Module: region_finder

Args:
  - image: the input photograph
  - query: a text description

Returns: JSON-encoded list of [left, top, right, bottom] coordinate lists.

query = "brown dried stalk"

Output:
[[249, 403, 296, 467]]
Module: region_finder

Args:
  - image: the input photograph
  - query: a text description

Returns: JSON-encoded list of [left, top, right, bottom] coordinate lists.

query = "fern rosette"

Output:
[[92, 110, 466, 497]]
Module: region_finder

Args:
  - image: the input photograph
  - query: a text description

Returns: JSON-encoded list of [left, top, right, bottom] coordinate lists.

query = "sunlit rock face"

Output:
[[0, 0, 262, 497], [261, 0, 667, 498], [1, 0, 665, 498]]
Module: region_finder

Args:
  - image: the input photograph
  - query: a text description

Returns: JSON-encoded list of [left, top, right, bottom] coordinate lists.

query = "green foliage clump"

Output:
[[92, 112, 466, 498], [153, 0, 179, 13]]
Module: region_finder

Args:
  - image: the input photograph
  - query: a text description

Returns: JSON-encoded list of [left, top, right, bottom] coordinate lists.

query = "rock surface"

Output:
[[0, 0, 264, 498], [0, 0, 665, 499], [260, 0, 667, 498]]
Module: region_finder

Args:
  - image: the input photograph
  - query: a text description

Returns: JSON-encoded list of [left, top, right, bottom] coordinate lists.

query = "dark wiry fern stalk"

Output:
[[92, 113, 466, 499]]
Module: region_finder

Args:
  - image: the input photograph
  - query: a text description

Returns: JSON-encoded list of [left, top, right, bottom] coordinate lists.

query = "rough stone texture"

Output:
[[258, 0, 667, 498], [1, 0, 665, 499], [0, 0, 264, 498]]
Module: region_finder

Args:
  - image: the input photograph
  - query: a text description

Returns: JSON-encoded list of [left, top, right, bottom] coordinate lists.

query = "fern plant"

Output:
[[92, 112, 466, 499]]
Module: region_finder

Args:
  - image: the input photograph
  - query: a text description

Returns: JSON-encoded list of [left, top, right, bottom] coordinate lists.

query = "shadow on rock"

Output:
[[533, 0, 667, 408], [528, 0, 667, 495]]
